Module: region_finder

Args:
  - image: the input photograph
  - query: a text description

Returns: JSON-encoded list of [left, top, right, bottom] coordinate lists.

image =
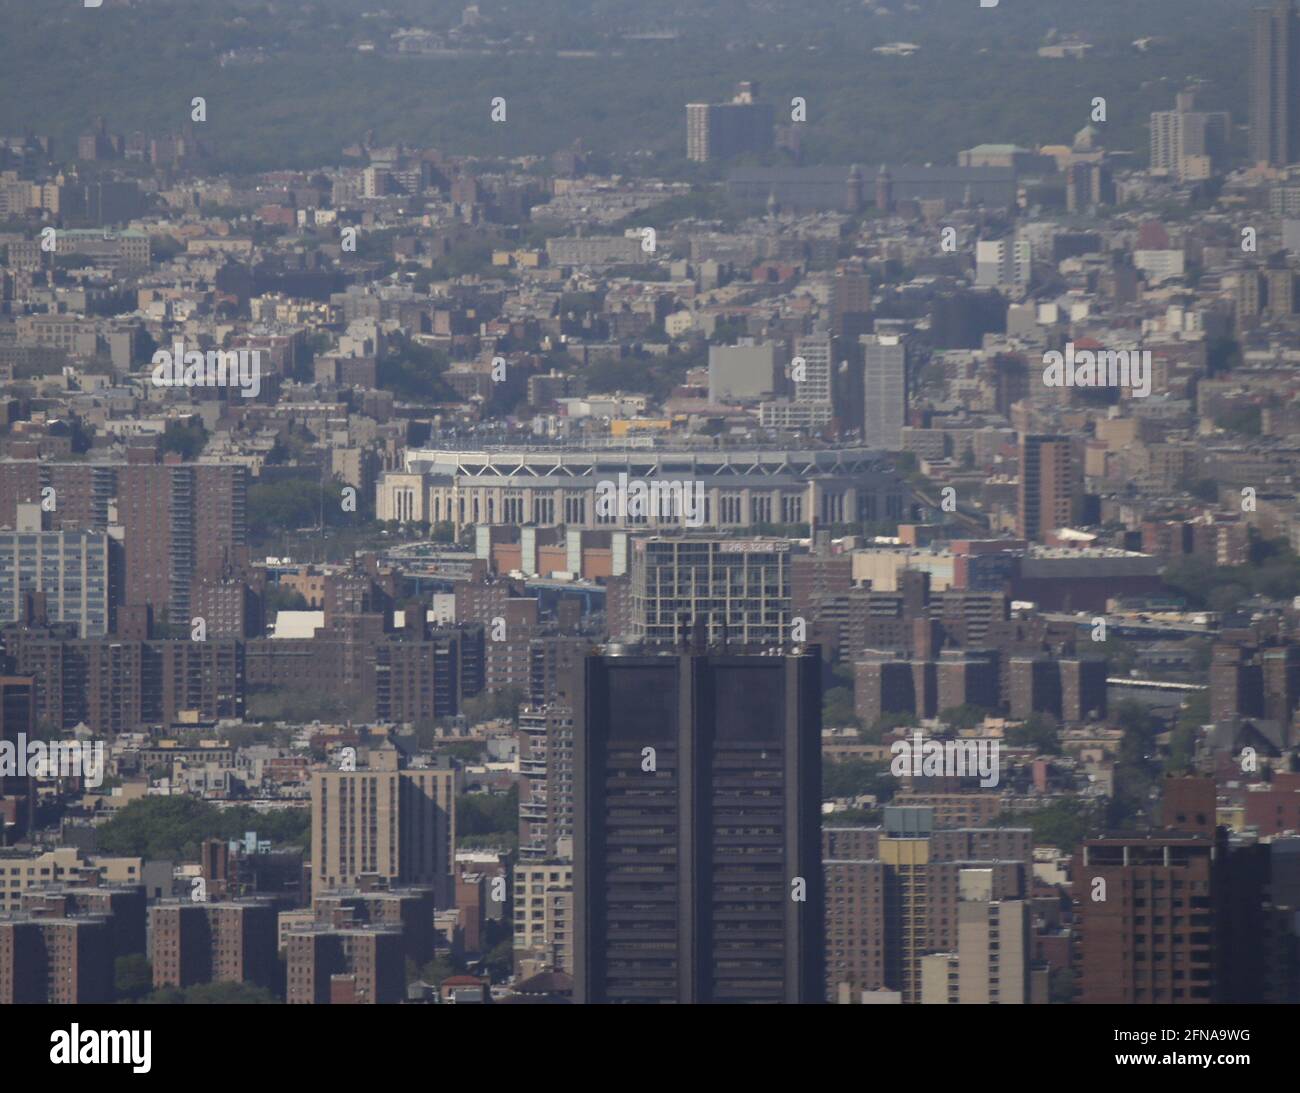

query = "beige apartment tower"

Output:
[[310, 742, 456, 903], [513, 861, 574, 975]]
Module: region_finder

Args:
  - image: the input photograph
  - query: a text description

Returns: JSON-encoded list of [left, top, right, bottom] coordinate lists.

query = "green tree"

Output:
[[1207, 584, 1249, 614], [822, 686, 858, 728], [1095, 634, 1137, 676], [1213, 405, 1262, 436], [247, 476, 354, 541], [461, 686, 526, 725], [822, 759, 894, 802], [1004, 798, 1101, 852], [418, 953, 464, 987], [161, 419, 207, 460], [1005, 712, 1061, 754], [377, 342, 453, 401], [265, 585, 309, 615], [114, 954, 152, 1002], [96, 796, 310, 858], [1108, 701, 1163, 828], [481, 937, 514, 982], [145, 982, 280, 1004], [872, 711, 919, 734], [1180, 477, 1220, 503], [457, 785, 519, 841], [1162, 538, 1300, 609], [939, 704, 991, 731]]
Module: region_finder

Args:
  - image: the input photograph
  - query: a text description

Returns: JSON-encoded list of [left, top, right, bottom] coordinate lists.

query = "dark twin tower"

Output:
[[569, 639, 824, 1004]]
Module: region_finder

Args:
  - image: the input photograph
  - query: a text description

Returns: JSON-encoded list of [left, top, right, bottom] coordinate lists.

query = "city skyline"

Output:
[[0, 5, 1293, 1059]]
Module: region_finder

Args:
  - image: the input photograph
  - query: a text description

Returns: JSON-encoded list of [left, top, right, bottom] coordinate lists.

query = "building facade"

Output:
[[1252, 0, 1300, 167], [572, 645, 824, 1003], [377, 445, 905, 534], [310, 745, 456, 903], [686, 83, 775, 163], [628, 536, 793, 646]]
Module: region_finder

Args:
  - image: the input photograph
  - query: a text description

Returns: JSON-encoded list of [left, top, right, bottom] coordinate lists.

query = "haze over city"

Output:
[[0, 2, 1292, 1066]]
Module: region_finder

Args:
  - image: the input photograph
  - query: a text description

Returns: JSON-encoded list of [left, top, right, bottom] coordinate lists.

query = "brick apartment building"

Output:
[[822, 808, 1033, 1003], [285, 925, 405, 1004], [149, 899, 278, 991], [0, 916, 113, 1003]]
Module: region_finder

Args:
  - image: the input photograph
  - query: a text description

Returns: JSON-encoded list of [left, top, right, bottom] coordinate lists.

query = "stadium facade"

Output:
[[377, 444, 905, 533]]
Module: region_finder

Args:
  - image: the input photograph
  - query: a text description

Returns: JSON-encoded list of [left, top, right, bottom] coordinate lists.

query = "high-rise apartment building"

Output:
[[0, 916, 113, 1003], [1071, 777, 1241, 1004], [1150, 107, 1182, 174], [117, 463, 247, 623], [855, 652, 935, 726], [936, 647, 1000, 713], [1204, 640, 1300, 736], [1073, 832, 1220, 1003], [686, 82, 775, 163], [822, 811, 1032, 1003], [149, 899, 278, 990], [1251, 0, 1300, 167], [311, 887, 436, 965], [1065, 162, 1115, 212], [793, 333, 833, 407], [629, 536, 793, 646], [861, 335, 907, 451], [513, 861, 574, 975], [0, 463, 116, 534], [8, 630, 246, 734], [1009, 654, 1108, 723], [285, 925, 406, 1004], [758, 320, 840, 422], [191, 573, 264, 639], [0, 504, 113, 637], [0, 676, 35, 838], [1150, 91, 1231, 180], [21, 885, 147, 958], [1017, 434, 1079, 542], [518, 705, 575, 861], [572, 645, 823, 1003], [374, 634, 462, 721], [310, 743, 456, 902], [975, 238, 1032, 294], [832, 264, 873, 341], [919, 868, 1032, 1004]]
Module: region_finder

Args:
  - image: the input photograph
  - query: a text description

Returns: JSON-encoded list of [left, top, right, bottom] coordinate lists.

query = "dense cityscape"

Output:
[[0, 1, 1294, 1035]]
